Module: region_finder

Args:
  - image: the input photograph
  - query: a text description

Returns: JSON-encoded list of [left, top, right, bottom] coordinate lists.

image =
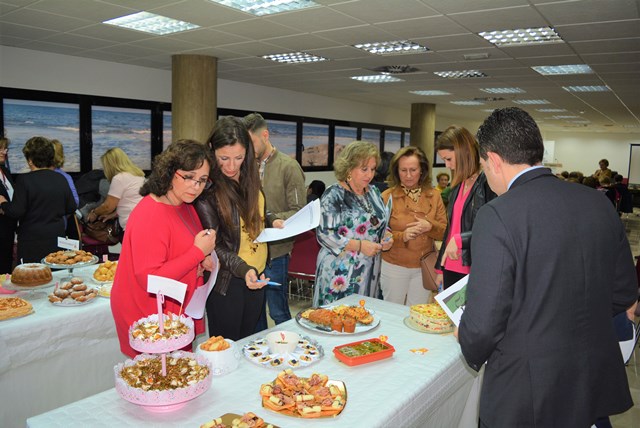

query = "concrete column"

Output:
[[171, 54, 217, 144], [410, 102, 436, 160]]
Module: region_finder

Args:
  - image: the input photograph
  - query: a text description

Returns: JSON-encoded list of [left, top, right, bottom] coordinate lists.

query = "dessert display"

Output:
[[10, 263, 52, 286], [196, 336, 240, 376], [93, 260, 117, 282], [407, 303, 454, 333], [259, 369, 346, 418], [44, 249, 95, 265], [0, 296, 34, 320], [48, 277, 98, 305], [200, 412, 276, 428], [243, 335, 323, 369], [333, 337, 396, 366], [97, 283, 112, 298], [296, 304, 379, 335], [114, 351, 212, 407], [129, 313, 195, 353]]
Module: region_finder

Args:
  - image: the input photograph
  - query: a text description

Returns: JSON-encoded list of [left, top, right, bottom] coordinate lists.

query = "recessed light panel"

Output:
[[351, 75, 404, 83], [410, 90, 450, 96], [480, 87, 525, 94], [531, 64, 593, 75], [434, 70, 487, 78], [262, 52, 327, 63], [513, 99, 551, 105], [451, 101, 485, 106], [479, 27, 562, 46], [103, 12, 200, 35], [537, 108, 567, 112], [353, 41, 428, 55], [208, 0, 318, 16], [562, 85, 610, 92], [552, 115, 579, 119]]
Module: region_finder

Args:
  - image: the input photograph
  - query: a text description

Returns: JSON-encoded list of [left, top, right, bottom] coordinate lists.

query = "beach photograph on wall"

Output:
[[334, 125, 357, 160], [361, 128, 381, 147], [385, 130, 402, 154], [3, 99, 80, 173], [163, 111, 172, 151], [268, 119, 297, 158], [92, 106, 151, 171], [302, 123, 329, 167]]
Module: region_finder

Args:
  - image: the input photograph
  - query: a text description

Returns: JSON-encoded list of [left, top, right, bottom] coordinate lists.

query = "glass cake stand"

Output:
[[41, 255, 99, 281]]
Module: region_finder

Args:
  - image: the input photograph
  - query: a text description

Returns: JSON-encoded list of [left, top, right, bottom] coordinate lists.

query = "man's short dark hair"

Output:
[[476, 107, 544, 166], [243, 113, 268, 133]]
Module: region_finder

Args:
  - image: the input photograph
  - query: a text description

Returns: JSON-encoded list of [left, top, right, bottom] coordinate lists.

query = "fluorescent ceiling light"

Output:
[[513, 99, 551, 105], [552, 115, 579, 119], [481, 109, 496, 112], [562, 85, 610, 92], [103, 12, 199, 35], [262, 52, 327, 63], [480, 87, 525, 94], [434, 70, 487, 78], [208, 0, 318, 16], [351, 75, 404, 83], [353, 40, 428, 55], [410, 90, 450, 96], [531, 64, 593, 75], [451, 101, 485, 106], [536, 108, 567, 112], [479, 26, 562, 46]]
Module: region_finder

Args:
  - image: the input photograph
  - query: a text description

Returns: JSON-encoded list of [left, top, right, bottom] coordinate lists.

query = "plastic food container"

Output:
[[333, 338, 395, 366]]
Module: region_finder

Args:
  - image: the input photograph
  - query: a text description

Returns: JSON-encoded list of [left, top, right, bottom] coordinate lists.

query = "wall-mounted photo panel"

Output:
[[268, 119, 297, 158], [334, 125, 357, 161], [162, 111, 172, 151], [302, 123, 329, 167], [3, 99, 80, 173], [433, 131, 444, 167], [361, 128, 381, 147], [385, 130, 402, 155], [92, 106, 152, 170]]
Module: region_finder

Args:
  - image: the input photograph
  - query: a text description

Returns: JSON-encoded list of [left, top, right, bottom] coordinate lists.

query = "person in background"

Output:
[[380, 146, 447, 306], [371, 151, 393, 193], [110, 140, 216, 358], [435, 171, 452, 207], [434, 125, 496, 290], [196, 117, 281, 340], [313, 141, 393, 306], [51, 139, 79, 206], [244, 113, 306, 330], [0, 137, 17, 272], [307, 179, 326, 202], [457, 107, 637, 427], [85, 148, 145, 238], [611, 174, 633, 216], [0, 136, 76, 262], [581, 175, 598, 189], [593, 158, 612, 181]]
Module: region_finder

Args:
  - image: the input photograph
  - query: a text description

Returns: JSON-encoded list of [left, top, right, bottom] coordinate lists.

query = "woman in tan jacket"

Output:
[[380, 146, 447, 306]]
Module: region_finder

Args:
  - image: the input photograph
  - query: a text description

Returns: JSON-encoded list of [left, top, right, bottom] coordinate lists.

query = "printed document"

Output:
[[255, 199, 321, 243]]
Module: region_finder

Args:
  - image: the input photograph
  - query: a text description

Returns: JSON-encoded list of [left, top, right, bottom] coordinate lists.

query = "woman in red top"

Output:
[[110, 140, 217, 357]]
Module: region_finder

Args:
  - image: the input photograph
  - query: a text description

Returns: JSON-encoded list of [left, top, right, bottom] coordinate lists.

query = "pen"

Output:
[[256, 280, 282, 286]]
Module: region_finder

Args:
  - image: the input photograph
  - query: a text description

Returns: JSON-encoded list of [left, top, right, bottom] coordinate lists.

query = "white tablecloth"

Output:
[[27, 294, 480, 428], [0, 265, 124, 428]]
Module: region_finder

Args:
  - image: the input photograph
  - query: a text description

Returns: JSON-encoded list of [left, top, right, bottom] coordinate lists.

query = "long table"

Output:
[[26, 294, 480, 428], [0, 265, 124, 428]]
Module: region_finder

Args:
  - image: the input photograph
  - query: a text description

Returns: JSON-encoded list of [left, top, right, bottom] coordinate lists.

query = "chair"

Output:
[[73, 215, 110, 260], [287, 230, 321, 302]]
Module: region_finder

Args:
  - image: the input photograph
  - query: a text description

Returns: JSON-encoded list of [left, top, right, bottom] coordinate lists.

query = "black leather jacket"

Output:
[[435, 172, 496, 270], [195, 188, 272, 296]]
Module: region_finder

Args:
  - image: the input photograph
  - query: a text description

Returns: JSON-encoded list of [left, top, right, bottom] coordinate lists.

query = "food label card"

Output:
[[147, 275, 187, 303], [57, 237, 79, 250]]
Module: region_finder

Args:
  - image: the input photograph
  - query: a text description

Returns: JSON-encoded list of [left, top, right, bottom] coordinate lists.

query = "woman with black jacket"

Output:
[[434, 126, 496, 289], [196, 117, 282, 340]]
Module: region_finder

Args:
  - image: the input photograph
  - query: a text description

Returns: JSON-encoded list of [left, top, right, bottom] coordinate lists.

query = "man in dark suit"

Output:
[[458, 107, 637, 427]]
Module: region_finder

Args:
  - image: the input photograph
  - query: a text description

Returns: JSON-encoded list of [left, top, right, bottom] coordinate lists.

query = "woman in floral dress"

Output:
[[313, 141, 393, 306]]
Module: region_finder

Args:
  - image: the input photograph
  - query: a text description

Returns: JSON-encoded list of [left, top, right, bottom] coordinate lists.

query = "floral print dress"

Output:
[[313, 183, 389, 306]]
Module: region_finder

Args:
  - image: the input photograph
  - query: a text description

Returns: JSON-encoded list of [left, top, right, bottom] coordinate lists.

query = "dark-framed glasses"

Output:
[[175, 171, 212, 190]]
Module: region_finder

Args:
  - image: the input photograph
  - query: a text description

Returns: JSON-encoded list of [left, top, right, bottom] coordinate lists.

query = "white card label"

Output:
[[58, 237, 80, 250]]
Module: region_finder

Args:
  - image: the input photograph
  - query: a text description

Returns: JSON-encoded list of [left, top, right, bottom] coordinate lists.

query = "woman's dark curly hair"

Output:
[[140, 139, 212, 197], [23, 136, 55, 168]]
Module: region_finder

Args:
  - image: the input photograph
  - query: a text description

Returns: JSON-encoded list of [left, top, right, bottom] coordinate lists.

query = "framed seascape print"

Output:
[[334, 125, 357, 161], [384, 130, 402, 155], [92, 106, 152, 170], [268, 119, 297, 159], [360, 128, 381, 147], [302, 123, 329, 167], [3, 99, 81, 173], [433, 131, 444, 167], [162, 110, 172, 151]]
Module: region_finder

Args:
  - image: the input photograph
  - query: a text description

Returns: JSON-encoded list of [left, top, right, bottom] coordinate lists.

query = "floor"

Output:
[[271, 209, 640, 427]]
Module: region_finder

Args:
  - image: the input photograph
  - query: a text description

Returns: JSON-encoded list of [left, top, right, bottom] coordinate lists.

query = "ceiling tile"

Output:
[[556, 19, 640, 42], [3, 8, 91, 31], [25, 0, 136, 21], [447, 5, 547, 33], [312, 24, 397, 45], [571, 38, 640, 54], [265, 7, 366, 32], [376, 15, 469, 39], [422, 0, 530, 14], [329, 0, 440, 23], [534, 0, 640, 25]]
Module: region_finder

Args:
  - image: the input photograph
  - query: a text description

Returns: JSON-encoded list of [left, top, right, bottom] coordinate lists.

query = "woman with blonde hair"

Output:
[[313, 140, 393, 306], [51, 139, 79, 206], [380, 146, 447, 305], [85, 147, 145, 237], [434, 125, 496, 289]]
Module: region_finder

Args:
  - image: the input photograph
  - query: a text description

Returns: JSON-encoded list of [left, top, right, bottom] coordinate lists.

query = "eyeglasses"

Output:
[[175, 171, 212, 190]]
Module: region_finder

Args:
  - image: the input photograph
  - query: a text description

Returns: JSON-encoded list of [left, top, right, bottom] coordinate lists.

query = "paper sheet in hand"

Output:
[[255, 199, 320, 243], [434, 275, 468, 327], [185, 250, 219, 319], [147, 275, 187, 303]]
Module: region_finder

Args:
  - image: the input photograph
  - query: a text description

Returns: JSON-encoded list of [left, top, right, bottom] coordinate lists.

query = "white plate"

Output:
[[295, 306, 380, 336], [2, 278, 56, 291], [50, 295, 98, 306], [96, 283, 112, 298], [242, 336, 324, 369], [403, 316, 454, 335]]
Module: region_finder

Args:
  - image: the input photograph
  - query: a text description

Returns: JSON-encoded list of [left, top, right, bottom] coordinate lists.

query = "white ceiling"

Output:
[[1, 0, 639, 133]]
